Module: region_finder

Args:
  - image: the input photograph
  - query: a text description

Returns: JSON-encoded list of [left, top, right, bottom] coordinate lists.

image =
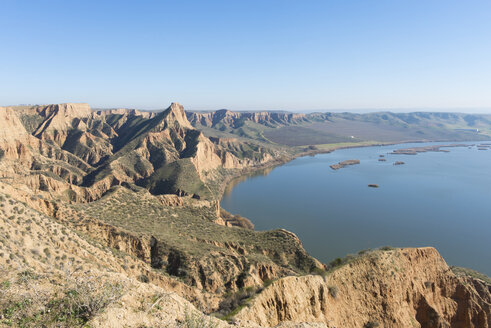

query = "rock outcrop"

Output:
[[187, 109, 310, 129], [1, 102, 280, 203], [236, 247, 490, 328], [2, 103, 491, 328]]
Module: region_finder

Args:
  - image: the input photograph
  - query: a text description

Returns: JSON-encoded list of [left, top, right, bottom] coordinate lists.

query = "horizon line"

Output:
[[3, 103, 491, 115]]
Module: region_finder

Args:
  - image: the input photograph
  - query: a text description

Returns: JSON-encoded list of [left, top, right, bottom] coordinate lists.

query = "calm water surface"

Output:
[[221, 142, 491, 275]]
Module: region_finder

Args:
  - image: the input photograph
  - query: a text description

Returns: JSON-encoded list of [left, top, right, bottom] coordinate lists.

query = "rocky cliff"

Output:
[[1, 103, 490, 328], [187, 109, 310, 129], [0, 103, 281, 203], [0, 103, 322, 314], [236, 247, 490, 328]]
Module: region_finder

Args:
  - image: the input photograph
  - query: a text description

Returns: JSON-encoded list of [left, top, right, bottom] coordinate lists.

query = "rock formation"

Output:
[[187, 109, 310, 129], [236, 248, 490, 328], [1, 103, 490, 327]]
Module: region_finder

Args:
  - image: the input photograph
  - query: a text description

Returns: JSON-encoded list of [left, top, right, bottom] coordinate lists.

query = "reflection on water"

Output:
[[221, 141, 491, 275], [223, 166, 276, 196]]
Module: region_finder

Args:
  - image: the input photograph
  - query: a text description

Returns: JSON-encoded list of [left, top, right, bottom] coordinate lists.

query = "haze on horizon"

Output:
[[1, 0, 491, 113]]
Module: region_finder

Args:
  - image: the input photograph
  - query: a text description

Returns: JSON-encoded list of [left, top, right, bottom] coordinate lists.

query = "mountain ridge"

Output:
[[1, 102, 490, 327]]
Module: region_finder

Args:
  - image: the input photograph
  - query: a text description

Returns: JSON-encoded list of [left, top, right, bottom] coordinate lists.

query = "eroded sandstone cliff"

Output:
[[236, 247, 490, 328], [1, 103, 490, 328]]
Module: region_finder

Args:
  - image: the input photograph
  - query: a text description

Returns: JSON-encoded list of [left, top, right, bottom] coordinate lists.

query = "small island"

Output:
[[378, 158, 387, 162], [391, 144, 467, 155], [330, 159, 361, 170], [477, 144, 490, 150], [368, 184, 379, 188], [394, 161, 405, 165]]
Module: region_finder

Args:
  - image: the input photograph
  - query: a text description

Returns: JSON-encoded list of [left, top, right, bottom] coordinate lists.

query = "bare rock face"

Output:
[[32, 103, 92, 134], [0, 106, 37, 164], [236, 248, 490, 328], [187, 109, 309, 129], [3, 102, 489, 328], [0, 102, 279, 203], [0, 106, 30, 141]]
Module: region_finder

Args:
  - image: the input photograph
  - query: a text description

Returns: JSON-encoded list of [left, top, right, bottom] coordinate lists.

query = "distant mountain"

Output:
[[187, 109, 491, 146]]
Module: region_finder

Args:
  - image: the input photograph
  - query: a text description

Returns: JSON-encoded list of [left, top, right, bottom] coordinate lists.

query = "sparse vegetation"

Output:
[[311, 266, 328, 277], [69, 186, 319, 294], [451, 266, 491, 284], [138, 274, 150, 283], [0, 268, 123, 327], [218, 286, 258, 320], [327, 247, 399, 272], [328, 285, 338, 298], [1, 103, 490, 328], [364, 321, 380, 328], [179, 308, 219, 328], [220, 208, 254, 230]]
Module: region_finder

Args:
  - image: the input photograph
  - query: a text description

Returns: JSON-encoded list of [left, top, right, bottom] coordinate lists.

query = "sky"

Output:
[[1, 0, 491, 112]]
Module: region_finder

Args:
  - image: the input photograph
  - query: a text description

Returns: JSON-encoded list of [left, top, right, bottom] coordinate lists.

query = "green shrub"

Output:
[[327, 257, 343, 269], [328, 285, 338, 298], [311, 267, 327, 277], [180, 309, 218, 328], [262, 279, 274, 289], [138, 274, 150, 283], [218, 286, 257, 317]]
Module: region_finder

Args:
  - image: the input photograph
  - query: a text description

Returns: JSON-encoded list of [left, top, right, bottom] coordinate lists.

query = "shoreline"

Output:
[[217, 138, 488, 203], [218, 138, 491, 275]]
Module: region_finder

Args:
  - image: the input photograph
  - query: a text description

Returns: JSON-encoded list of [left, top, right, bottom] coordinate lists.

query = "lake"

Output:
[[221, 142, 491, 275]]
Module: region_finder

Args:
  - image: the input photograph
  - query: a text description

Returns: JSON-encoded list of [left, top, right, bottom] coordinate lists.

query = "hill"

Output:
[[187, 110, 491, 146], [0, 103, 490, 327]]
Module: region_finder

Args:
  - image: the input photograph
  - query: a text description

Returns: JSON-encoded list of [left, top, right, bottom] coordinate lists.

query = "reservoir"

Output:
[[221, 142, 491, 275]]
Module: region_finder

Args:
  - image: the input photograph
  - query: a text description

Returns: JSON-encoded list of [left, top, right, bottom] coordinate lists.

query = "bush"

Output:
[[59, 278, 123, 322], [328, 285, 338, 298], [327, 257, 343, 270], [311, 267, 327, 277], [138, 274, 150, 283], [1, 269, 123, 327], [364, 321, 380, 328], [218, 286, 257, 316], [262, 279, 274, 288], [179, 309, 218, 328], [219, 208, 254, 230]]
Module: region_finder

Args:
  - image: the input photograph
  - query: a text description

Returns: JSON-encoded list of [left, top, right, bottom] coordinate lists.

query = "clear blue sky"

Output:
[[1, 0, 491, 112]]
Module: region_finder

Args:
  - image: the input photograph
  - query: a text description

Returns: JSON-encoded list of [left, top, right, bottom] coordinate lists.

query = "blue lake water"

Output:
[[221, 142, 491, 275]]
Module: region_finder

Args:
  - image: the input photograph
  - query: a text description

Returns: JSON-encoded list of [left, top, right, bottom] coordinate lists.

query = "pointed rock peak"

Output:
[[169, 102, 184, 111], [162, 102, 192, 129]]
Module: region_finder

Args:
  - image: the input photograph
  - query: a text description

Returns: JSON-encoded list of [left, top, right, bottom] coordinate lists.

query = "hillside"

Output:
[[236, 247, 490, 327], [188, 110, 491, 147], [1, 103, 490, 327]]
